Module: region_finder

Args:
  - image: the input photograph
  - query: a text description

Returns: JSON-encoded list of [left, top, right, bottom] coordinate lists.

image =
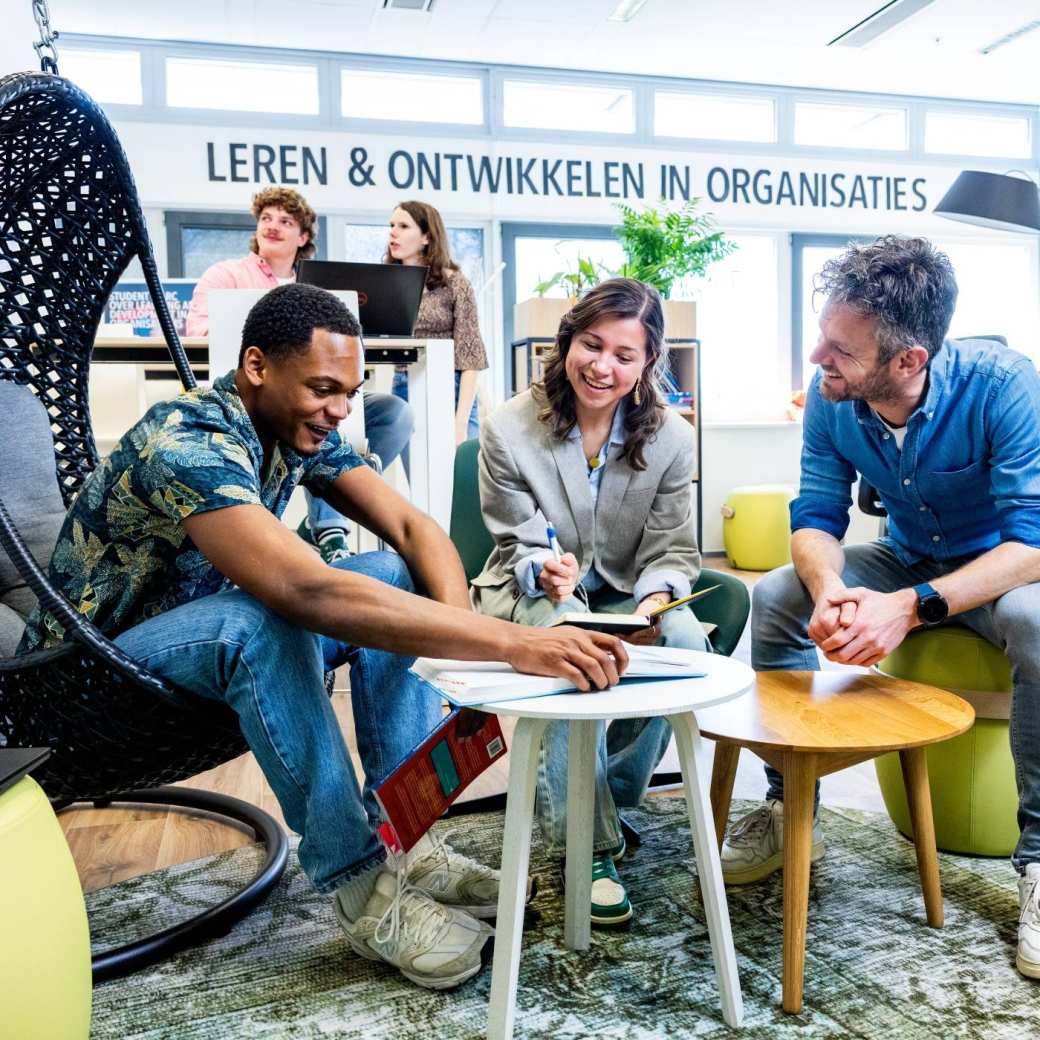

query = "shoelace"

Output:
[[373, 859, 450, 950], [1022, 873, 1040, 926], [728, 805, 772, 846], [415, 830, 496, 881]]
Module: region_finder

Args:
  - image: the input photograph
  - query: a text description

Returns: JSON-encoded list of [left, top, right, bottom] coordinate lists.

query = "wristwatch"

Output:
[[913, 582, 949, 626]]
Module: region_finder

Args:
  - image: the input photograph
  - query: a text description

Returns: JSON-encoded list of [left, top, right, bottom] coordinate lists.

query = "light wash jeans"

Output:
[[511, 585, 709, 858], [307, 390, 414, 536], [114, 551, 442, 893], [751, 540, 1040, 873], [392, 368, 479, 478]]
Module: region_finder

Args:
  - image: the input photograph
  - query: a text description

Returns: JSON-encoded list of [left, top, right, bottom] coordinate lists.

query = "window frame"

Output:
[[165, 210, 329, 278], [653, 86, 778, 146], [792, 98, 910, 155]]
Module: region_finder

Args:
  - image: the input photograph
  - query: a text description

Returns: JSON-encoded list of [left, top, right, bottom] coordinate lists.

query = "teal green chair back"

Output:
[[450, 439, 495, 583], [449, 438, 750, 654], [694, 568, 750, 657]]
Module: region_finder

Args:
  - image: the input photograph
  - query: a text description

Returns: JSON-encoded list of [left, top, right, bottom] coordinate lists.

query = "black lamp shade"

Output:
[[934, 170, 1040, 234]]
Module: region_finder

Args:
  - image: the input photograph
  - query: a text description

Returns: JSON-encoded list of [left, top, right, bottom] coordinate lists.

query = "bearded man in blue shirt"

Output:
[[721, 235, 1040, 980]]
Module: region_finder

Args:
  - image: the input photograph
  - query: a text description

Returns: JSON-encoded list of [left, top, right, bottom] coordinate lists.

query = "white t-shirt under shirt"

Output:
[[871, 408, 908, 450]]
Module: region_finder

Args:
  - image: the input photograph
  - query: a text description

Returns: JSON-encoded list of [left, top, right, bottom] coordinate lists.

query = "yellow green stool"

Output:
[[875, 626, 1018, 856], [721, 484, 794, 571], [0, 774, 92, 1038]]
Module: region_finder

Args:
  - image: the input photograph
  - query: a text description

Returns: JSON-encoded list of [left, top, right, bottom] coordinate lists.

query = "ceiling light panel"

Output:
[[829, 0, 936, 48]]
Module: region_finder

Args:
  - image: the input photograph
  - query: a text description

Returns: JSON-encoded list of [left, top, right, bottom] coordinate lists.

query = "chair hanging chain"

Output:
[[31, 0, 60, 75]]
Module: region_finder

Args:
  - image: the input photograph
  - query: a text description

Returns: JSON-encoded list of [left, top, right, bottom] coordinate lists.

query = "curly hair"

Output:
[[532, 278, 667, 472], [384, 200, 458, 290], [815, 235, 957, 363], [248, 186, 318, 264], [239, 283, 360, 365]]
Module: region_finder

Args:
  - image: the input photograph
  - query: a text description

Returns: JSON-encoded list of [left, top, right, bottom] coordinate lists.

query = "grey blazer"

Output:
[[471, 389, 700, 620]]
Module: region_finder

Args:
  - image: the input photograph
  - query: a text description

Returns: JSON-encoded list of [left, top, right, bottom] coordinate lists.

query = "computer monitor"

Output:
[[297, 260, 427, 337]]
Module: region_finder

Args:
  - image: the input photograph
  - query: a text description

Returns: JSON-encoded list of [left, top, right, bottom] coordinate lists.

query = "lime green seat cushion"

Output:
[[875, 627, 1017, 857], [0, 775, 92, 1038], [722, 484, 794, 572]]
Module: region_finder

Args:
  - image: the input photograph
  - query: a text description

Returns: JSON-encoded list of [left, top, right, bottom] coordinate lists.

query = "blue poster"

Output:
[[104, 279, 197, 336]]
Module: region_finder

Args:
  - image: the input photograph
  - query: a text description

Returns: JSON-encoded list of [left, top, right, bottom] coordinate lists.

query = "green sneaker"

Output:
[[316, 527, 353, 565], [296, 516, 317, 546], [591, 854, 632, 928]]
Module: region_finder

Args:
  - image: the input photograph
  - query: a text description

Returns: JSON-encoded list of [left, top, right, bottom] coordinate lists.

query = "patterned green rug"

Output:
[[88, 798, 1036, 1039]]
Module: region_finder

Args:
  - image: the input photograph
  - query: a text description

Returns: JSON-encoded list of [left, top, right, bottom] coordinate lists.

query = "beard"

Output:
[[819, 363, 900, 405]]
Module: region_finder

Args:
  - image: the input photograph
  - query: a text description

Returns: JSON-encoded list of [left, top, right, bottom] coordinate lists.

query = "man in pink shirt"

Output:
[[187, 188, 414, 562]]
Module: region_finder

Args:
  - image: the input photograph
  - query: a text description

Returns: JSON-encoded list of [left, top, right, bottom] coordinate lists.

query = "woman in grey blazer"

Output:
[[472, 278, 707, 929]]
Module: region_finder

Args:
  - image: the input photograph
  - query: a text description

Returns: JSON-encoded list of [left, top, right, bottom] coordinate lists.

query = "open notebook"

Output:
[[412, 644, 707, 707]]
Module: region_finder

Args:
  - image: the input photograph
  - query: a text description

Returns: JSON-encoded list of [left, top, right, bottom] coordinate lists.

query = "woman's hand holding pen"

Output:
[[538, 553, 579, 603]]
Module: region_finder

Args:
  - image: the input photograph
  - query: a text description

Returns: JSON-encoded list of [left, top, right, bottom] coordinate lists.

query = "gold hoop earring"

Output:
[[632, 382, 642, 406]]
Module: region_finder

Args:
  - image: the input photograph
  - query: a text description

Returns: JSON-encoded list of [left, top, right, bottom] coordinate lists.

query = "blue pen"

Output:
[[546, 523, 564, 562]]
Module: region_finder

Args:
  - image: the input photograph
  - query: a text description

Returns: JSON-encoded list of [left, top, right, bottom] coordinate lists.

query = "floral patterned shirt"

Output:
[[19, 371, 362, 651]]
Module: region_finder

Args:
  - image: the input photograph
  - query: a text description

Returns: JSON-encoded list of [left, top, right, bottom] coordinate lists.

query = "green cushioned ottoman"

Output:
[[875, 626, 1017, 856]]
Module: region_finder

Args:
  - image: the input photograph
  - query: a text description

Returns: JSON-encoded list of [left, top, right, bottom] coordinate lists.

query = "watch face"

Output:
[[918, 592, 948, 624]]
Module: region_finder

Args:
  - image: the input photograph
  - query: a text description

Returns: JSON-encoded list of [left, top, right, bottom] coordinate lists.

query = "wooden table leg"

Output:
[[563, 719, 597, 951], [673, 713, 744, 1028], [781, 751, 816, 1015], [709, 742, 740, 851], [487, 717, 548, 1040], [899, 747, 944, 928]]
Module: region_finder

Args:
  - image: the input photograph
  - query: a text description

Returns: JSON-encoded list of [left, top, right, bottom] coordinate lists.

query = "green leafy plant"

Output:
[[533, 255, 608, 298], [612, 199, 734, 299]]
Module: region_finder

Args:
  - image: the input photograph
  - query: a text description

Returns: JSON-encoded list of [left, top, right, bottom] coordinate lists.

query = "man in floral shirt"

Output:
[[21, 283, 625, 990]]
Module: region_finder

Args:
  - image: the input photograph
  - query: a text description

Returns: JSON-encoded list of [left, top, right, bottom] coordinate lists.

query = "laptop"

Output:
[[0, 747, 52, 796], [298, 261, 427, 337]]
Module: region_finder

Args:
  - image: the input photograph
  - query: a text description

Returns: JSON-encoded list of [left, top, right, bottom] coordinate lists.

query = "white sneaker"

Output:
[[721, 799, 825, 885], [1017, 863, 1040, 979], [405, 832, 535, 919], [336, 868, 493, 990]]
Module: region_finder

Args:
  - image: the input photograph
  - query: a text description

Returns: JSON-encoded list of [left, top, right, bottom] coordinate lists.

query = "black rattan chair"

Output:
[[0, 71, 288, 982]]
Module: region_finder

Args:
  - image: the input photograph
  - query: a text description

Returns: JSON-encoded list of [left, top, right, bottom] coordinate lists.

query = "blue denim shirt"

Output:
[[791, 337, 1040, 565]]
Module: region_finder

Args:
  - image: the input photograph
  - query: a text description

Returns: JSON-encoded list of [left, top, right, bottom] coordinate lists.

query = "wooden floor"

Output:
[[58, 556, 884, 894]]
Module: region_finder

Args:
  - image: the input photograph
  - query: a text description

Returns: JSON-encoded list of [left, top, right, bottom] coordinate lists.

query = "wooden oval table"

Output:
[[695, 670, 975, 1015]]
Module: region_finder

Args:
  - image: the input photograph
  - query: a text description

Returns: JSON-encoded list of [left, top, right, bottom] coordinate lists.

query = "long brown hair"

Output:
[[533, 278, 668, 472], [384, 200, 458, 290]]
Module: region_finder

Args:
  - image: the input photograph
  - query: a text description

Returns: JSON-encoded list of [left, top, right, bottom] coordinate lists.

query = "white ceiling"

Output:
[[31, 0, 1040, 105]]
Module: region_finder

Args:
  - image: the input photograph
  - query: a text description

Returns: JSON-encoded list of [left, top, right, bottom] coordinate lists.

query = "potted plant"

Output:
[[514, 255, 604, 341], [612, 198, 734, 338]]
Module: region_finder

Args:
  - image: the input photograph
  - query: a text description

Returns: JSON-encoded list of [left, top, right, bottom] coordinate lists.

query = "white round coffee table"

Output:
[[479, 651, 753, 1039]]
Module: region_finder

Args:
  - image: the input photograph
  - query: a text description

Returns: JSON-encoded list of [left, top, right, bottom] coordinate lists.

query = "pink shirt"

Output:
[[185, 252, 282, 337]]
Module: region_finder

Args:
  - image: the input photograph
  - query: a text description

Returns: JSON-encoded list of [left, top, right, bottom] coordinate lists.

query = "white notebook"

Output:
[[412, 644, 707, 707]]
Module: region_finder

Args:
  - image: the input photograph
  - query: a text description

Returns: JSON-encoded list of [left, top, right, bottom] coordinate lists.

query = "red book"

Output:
[[373, 709, 507, 853]]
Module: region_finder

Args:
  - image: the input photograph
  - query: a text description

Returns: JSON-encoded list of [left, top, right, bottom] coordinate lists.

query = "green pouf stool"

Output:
[[875, 626, 1018, 856], [721, 484, 794, 572], [0, 774, 92, 1038]]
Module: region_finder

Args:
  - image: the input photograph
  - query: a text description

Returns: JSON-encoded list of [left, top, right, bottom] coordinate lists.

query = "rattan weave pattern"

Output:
[[0, 71, 248, 805]]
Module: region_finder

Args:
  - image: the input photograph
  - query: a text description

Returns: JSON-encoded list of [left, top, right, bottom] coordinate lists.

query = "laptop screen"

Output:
[[298, 261, 427, 337]]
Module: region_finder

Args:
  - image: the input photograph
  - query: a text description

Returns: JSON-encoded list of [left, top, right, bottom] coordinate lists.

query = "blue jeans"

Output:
[[307, 390, 414, 536], [751, 540, 1040, 873], [392, 368, 479, 478], [511, 585, 709, 857], [113, 551, 442, 893]]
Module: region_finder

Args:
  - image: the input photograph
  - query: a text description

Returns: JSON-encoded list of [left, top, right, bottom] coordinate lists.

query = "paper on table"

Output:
[[411, 643, 707, 708]]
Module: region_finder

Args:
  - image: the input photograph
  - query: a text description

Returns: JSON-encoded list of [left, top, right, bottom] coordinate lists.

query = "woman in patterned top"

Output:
[[387, 201, 488, 446]]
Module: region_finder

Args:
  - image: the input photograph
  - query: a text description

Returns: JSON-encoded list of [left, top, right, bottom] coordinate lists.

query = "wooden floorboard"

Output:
[[59, 557, 885, 894]]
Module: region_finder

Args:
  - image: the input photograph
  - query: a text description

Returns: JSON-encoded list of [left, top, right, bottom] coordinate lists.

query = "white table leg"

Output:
[[672, 711, 744, 1028], [564, 719, 597, 951], [487, 716, 548, 1040]]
